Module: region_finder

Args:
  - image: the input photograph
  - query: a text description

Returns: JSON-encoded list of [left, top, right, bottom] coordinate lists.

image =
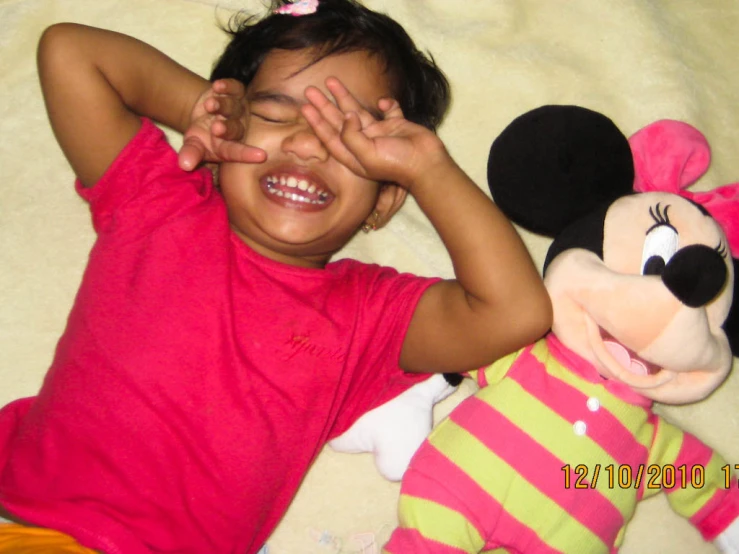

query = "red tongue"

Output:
[[604, 340, 648, 376]]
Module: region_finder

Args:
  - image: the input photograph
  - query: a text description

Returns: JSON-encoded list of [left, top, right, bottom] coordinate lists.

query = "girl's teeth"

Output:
[[264, 175, 329, 205]]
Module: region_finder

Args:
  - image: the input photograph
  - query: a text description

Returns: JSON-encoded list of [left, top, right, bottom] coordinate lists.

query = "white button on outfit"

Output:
[[573, 420, 587, 436], [587, 397, 600, 412]]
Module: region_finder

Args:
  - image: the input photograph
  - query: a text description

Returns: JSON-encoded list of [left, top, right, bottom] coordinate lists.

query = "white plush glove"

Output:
[[716, 518, 739, 553], [328, 374, 459, 481]]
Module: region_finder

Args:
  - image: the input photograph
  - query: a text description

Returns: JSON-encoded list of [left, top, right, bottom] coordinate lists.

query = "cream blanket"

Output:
[[1, 0, 738, 552]]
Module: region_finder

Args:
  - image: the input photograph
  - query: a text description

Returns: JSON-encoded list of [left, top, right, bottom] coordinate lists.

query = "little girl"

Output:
[[0, 0, 551, 552]]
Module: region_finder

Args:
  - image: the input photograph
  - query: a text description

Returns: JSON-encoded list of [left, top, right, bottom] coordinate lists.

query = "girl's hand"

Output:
[[301, 78, 450, 191], [179, 79, 266, 171]]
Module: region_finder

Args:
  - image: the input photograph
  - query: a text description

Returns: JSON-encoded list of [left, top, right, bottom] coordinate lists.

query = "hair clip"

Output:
[[274, 0, 319, 16]]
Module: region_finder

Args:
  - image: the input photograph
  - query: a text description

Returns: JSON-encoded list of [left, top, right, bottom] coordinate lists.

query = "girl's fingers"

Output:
[[302, 104, 352, 157], [325, 77, 376, 128], [178, 136, 207, 171], [215, 142, 267, 164], [179, 133, 266, 170], [305, 78, 377, 130], [378, 98, 404, 119], [206, 96, 244, 120], [206, 82, 247, 136], [303, 105, 364, 172], [212, 78, 245, 97], [339, 112, 374, 165], [325, 78, 361, 111], [304, 86, 345, 130], [211, 119, 246, 142]]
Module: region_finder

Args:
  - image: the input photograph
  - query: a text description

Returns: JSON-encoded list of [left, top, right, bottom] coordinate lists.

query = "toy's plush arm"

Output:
[[328, 373, 459, 481], [645, 416, 739, 547]]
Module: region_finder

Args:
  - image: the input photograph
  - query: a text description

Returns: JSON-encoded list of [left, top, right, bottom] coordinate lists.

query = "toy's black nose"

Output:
[[661, 245, 727, 307]]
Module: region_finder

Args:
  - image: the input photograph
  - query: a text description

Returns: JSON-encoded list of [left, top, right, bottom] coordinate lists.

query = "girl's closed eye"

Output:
[[252, 109, 298, 124], [250, 97, 302, 125], [253, 112, 289, 124]]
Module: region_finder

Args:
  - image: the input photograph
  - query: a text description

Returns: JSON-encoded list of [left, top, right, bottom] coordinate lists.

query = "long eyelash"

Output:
[[715, 241, 728, 259], [253, 114, 285, 124], [647, 203, 676, 233]]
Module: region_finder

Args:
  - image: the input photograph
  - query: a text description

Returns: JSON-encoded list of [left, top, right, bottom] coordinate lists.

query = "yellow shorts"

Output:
[[0, 523, 97, 553]]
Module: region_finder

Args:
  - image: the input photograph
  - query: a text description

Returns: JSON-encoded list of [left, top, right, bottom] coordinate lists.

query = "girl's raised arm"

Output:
[[37, 23, 208, 187], [304, 79, 553, 373]]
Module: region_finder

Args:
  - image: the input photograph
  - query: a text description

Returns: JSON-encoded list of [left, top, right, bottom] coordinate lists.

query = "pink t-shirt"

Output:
[[0, 119, 436, 553]]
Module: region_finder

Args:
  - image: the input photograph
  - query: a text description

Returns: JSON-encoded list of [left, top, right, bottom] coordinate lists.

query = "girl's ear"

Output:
[[371, 183, 407, 229]]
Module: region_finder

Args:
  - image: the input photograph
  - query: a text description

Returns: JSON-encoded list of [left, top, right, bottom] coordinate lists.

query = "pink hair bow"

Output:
[[274, 0, 319, 16], [629, 120, 739, 257]]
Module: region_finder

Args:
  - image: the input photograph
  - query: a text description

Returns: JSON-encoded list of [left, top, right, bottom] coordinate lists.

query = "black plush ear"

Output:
[[487, 105, 635, 236], [443, 373, 464, 387], [724, 257, 739, 356], [542, 202, 612, 274]]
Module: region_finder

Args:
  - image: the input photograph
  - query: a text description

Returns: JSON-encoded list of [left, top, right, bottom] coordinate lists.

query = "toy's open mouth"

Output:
[[600, 331, 662, 376]]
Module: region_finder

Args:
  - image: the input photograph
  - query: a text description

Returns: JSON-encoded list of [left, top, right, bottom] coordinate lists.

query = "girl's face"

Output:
[[219, 48, 398, 268]]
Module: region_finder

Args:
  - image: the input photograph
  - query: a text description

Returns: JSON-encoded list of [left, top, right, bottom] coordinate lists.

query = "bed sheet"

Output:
[[1, 1, 738, 552]]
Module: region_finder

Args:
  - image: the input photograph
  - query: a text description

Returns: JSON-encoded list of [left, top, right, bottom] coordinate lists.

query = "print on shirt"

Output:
[[284, 333, 347, 364]]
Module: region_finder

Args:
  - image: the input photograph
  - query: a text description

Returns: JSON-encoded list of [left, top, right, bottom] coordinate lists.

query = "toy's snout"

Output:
[[542, 191, 736, 404], [656, 244, 727, 308]]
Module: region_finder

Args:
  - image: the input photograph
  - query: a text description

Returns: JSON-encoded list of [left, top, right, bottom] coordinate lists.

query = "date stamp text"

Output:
[[562, 463, 738, 490]]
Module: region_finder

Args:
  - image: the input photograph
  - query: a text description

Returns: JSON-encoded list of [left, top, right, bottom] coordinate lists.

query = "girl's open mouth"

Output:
[[261, 173, 334, 210]]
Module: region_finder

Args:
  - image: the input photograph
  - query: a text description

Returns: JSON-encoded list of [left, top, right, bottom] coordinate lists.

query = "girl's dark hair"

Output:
[[210, 0, 450, 131]]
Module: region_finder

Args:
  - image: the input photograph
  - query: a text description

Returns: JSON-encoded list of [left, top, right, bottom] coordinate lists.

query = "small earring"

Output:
[[361, 211, 380, 233]]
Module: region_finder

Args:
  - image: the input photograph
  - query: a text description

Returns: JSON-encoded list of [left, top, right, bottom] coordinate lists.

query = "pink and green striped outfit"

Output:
[[385, 334, 739, 553]]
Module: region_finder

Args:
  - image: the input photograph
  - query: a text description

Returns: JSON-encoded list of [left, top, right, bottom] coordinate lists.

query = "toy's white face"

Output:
[[544, 192, 734, 404]]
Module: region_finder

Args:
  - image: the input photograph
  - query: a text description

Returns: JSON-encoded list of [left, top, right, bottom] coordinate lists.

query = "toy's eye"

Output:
[[641, 204, 678, 276]]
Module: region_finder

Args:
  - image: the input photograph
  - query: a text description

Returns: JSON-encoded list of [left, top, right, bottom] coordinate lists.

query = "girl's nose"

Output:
[[281, 127, 329, 162]]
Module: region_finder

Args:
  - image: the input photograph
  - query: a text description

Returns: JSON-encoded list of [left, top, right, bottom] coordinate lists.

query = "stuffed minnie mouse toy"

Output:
[[383, 105, 739, 553]]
